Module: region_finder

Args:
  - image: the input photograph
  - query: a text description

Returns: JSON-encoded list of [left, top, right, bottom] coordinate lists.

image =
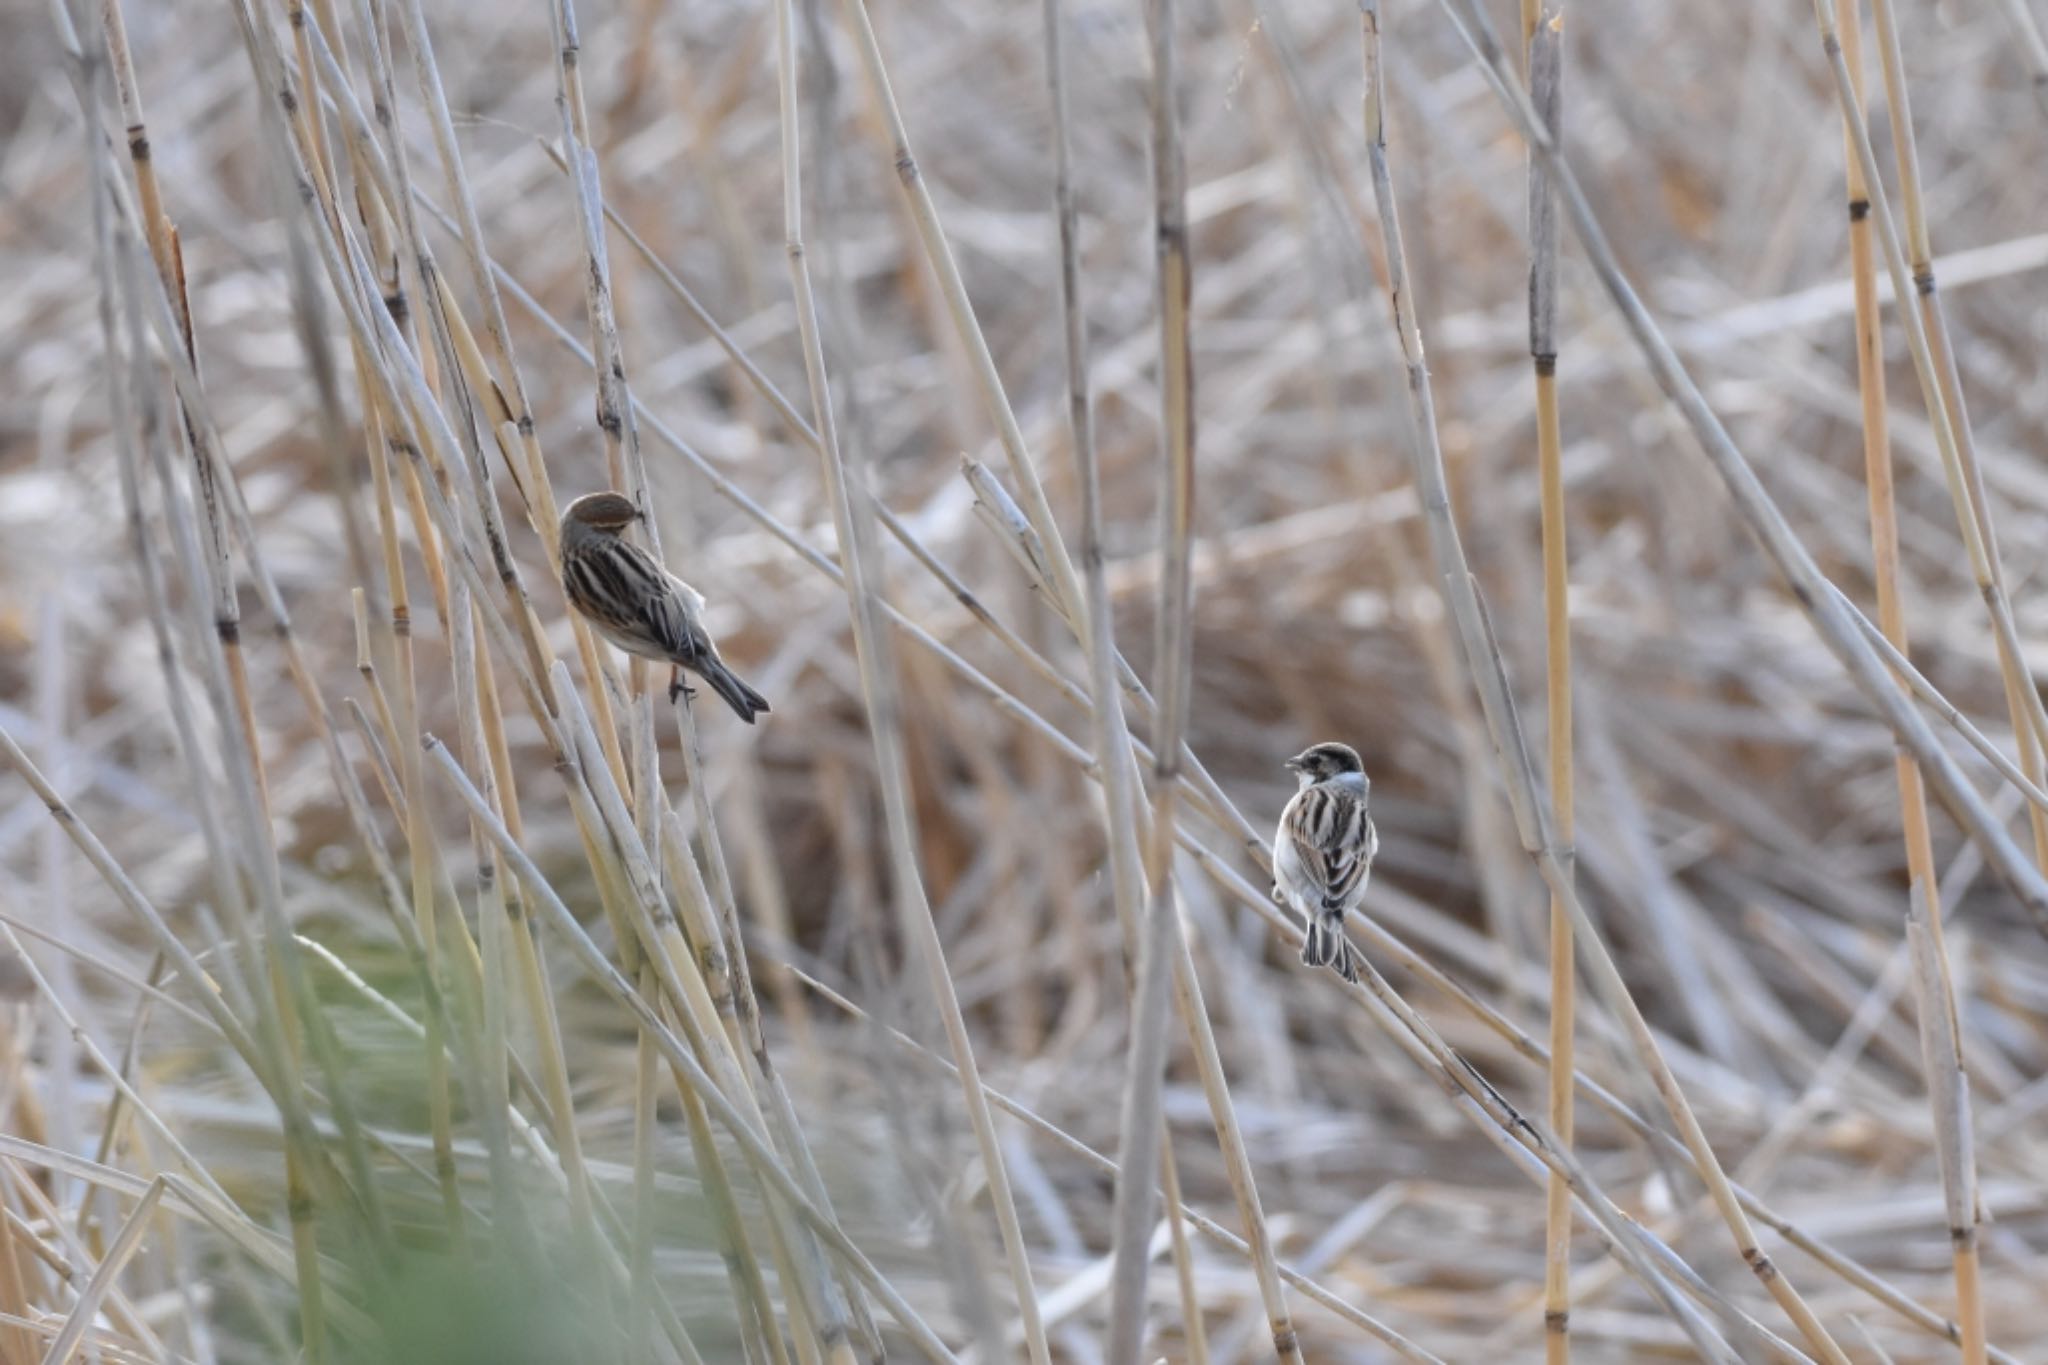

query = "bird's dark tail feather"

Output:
[[1300, 912, 1359, 984], [695, 659, 771, 724]]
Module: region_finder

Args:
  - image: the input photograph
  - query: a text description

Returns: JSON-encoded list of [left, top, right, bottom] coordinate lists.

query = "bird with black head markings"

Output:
[[1271, 741, 1377, 983]]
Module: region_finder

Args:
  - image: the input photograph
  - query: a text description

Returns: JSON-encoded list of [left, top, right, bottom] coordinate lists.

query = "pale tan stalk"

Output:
[[73, 54, 361, 1356], [1521, 7, 1575, 1360], [796, 967, 1448, 1362], [771, 0, 1047, 1353], [1804, 1, 2048, 782], [100, 7, 277, 794], [555, 670, 833, 1362], [834, 0, 1084, 623], [1366, 7, 1848, 1359], [0, 725, 334, 1351], [1438, 0, 2048, 913], [1037, 0, 1198, 1350], [1832, 4, 1987, 1357], [39, 1177, 164, 1365], [446, 581, 528, 1238], [544, 0, 670, 870], [1104, 0, 1203, 1355], [0, 1188, 30, 1365], [791, 12, 1298, 1350], [350, 0, 622, 786]]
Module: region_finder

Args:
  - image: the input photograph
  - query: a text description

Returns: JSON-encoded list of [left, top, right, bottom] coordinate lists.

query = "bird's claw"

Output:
[[668, 678, 697, 705]]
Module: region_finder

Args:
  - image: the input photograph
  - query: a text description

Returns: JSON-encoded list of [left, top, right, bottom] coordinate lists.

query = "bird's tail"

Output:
[[696, 657, 771, 724], [1300, 910, 1359, 984]]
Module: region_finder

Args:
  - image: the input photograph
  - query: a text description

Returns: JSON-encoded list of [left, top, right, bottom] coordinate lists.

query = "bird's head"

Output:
[[563, 490, 643, 533], [1285, 741, 1366, 786]]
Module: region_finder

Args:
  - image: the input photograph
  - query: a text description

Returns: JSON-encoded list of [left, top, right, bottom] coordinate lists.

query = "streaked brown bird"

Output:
[[1271, 741, 1377, 983], [558, 491, 770, 724]]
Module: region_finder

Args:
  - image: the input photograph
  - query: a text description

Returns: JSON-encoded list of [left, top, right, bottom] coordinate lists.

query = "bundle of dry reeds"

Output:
[[3, 0, 2047, 1360]]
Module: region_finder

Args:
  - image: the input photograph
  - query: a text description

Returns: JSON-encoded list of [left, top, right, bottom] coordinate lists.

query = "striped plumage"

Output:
[[559, 491, 770, 724], [1271, 741, 1377, 984]]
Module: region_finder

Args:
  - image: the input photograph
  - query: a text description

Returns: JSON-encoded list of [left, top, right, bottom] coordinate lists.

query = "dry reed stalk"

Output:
[[1103, 0, 1203, 1356], [1437, 0, 2048, 913], [1831, 1, 1988, 1357], [556, 669, 825, 1364], [99, 0, 273, 836], [39, 1175, 163, 1365], [790, 966, 1450, 1362], [1364, 5, 1852, 1360], [4, 1158, 166, 1359], [236, 1, 505, 1252], [15, 1, 2048, 1356], [773, 1, 1049, 1357], [448, 589, 531, 1246], [0, 1142, 31, 1363], [545, 0, 671, 890], [1036, 0, 1208, 1350], [0, 928, 224, 1215], [832, 0, 1087, 628], [1520, 7, 1575, 1361], [0, 724, 342, 1342], [423, 737, 955, 1361], [74, 51, 381, 1363], [1806, 0, 2048, 814], [0, 1135, 356, 1330], [801, 12, 1305, 1346]]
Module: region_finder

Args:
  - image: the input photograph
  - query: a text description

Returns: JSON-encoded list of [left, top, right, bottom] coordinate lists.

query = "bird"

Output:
[[1271, 741, 1377, 984], [558, 490, 770, 724]]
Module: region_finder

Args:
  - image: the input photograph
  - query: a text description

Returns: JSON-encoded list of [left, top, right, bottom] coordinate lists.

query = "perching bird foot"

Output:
[[668, 678, 697, 705]]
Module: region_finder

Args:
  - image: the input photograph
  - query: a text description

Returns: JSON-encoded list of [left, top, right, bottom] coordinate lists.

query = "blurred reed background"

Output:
[[2, 0, 2048, 1360]]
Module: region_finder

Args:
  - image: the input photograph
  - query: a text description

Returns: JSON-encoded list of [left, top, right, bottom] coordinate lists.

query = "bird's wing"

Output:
[[1284, 788, 1372, 907], [565, 538, 712, 665], [639, 567, 714, 665]]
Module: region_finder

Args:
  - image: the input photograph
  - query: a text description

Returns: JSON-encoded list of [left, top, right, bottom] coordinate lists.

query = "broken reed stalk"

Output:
[[1521, 5, 1575, 1361], [773, 0, 1051, 1358], [1361, 6, 1852, 1360], [1832, 2, 1987, 1357]]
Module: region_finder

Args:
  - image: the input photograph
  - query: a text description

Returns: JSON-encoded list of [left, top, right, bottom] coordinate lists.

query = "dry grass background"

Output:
[[4, 0, 2048, 1360]]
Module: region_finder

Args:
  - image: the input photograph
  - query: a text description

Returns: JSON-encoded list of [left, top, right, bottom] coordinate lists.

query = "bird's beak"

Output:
[[1283, 758, 1303, 773]]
